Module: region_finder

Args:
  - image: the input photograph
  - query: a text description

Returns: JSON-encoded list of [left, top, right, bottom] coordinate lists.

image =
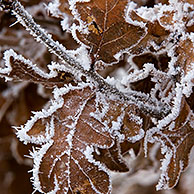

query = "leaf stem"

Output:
[[0, 0, 170, 119]]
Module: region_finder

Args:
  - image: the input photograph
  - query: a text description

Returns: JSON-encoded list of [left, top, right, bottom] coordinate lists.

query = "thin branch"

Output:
[[0, 0, 170, 118]]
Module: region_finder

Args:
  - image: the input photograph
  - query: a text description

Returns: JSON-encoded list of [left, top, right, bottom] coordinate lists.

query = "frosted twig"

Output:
[[0, 0, 170, 118]]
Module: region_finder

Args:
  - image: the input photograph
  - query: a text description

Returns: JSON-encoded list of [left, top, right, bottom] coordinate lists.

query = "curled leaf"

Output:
[[0, 49, 75, 87], [154, 98, 194, 190]]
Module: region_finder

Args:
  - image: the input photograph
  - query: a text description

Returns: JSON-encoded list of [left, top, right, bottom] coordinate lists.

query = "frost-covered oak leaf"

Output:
[[16, 83, 144, 193], [175, 37, 194, 97], [155, 98, 194, 190], [176, 38, 194, 75], [0, 49, 75, 87], [93, 140, 129, 172], [63, 0, 145, 64], [56, 0, 72, 16], [129, 11, 169, 55], [17, 84, 113, 193], [93, 104, 143, 172]]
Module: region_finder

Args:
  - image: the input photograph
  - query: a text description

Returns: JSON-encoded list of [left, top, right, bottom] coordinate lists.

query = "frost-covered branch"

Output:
[[0, 0, 170, 118]]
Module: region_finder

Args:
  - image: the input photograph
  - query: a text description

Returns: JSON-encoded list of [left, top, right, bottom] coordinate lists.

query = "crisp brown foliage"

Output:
[[71, 0, 145, 64], [153, 98, 194, 189], [5, 56, 75, 87], [21, 84, 143, 193]]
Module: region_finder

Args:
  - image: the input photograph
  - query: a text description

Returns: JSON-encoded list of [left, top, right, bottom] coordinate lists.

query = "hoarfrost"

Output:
[[84, 145, 112, 194], [156, 151, 173, 190], [61, 17, 71, 31], [125, 1, 146, 28], [66, 46, 91, 70], [30, 141, 56, 194], [47, 0, 61, 18], [157, 83, 183, 129]]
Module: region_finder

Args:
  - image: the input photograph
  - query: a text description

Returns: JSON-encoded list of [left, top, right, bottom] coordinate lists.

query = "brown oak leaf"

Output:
[[93, 140, 129, 172], [93, 105, 143, 173], [153, 98, 194, 190], [129, 11, 169, 55], [175, 38, 194, 75], [0, 49, 75, 88], [173, 36, 194, 99], [15, 82, 144, 193], [64, 0, 146, 64], [18, 85, 113, 193]]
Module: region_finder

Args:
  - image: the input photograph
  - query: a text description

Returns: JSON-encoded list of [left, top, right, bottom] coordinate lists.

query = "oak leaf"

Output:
[[0, 49, 75, 87], [175, 38, 194, 76], [14, 82, 144, 193], [93, 140, 129, 172], [93, 105, 143, 173], [2, 0, 194, 193], [64, 0, 146, 64], [17, 85, 113, 193], [152, 98, 194, 190], [128, 11, 169, 55]]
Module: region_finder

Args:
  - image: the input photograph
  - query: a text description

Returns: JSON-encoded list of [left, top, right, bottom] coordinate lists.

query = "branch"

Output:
[[0, 0, 170, 119]]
